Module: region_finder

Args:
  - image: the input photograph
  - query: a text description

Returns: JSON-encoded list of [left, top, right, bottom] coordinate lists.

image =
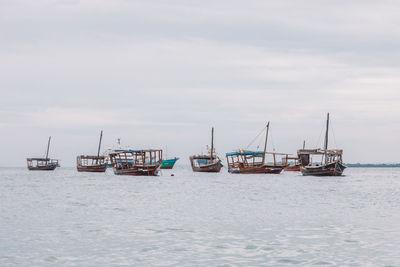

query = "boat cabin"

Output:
[[297, 149, 343, 166], [109, 149, 163, 176]]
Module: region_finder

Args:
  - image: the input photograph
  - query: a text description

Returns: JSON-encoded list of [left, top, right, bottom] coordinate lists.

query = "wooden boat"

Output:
[[226, 122, 288, 174], [76, 131, 108, 172], [300, 113, 346, 176], [189, 127, 223, 172], [27, 136, 59, 171], [109, 149, 162, 176], [27, 158, 59, 171], [160, 157, 179, 169], [77, 155, 107, 172], [226, 150, 287, 174]]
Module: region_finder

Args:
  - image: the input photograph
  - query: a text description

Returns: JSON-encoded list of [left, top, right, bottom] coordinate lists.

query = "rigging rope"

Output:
[[270, 131, 276, 152], [246, 125, 268, 150], [330, 121, 338, 148], [316, 123, 325, 148]]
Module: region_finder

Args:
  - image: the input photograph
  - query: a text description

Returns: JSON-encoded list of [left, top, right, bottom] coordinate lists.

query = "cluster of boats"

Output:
[[27, 113, 346, 176]]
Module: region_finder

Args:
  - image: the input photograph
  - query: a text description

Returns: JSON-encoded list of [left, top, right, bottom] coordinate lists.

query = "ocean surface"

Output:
[[0, 167, 399, 266]]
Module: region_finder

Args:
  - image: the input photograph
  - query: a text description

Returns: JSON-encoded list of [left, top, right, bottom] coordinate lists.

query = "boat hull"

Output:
[[284, 165, 301, 172], [28, 165, 57, 171], [228, 166, 283, 174], [77, 165, 107, 172], [191, 160, 223, 173], [301, 161, 346, 176], [160, 158, 179, 169], [113, 166, 160, 176]]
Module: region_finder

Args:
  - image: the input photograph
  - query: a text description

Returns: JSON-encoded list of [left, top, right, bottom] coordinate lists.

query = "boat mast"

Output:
[[303, 140, 306, 149], [45, 136, 51, 160], [323, 113, 330, 164], [262, 122, 270, 164], [210, 127, 214, 160], [96, 130, 103, 163], [97, 131, 103, 157]]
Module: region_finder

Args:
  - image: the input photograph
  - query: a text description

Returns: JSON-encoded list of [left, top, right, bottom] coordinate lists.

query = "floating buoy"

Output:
[[171, 174, 175, 176]]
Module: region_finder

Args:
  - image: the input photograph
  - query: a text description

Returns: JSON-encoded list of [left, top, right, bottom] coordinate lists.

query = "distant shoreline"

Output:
[[345, 163, 400, 168]]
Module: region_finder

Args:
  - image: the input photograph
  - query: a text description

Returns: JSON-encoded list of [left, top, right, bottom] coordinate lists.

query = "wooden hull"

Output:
[[28, 165, 57, 171], [113, 165, 160, 176], [77, 165, 107, 172], [229, 166, 283, 174], [160, 158, 179, 169], [284, 165, 301, 172], [190, 159, 222, 173], [301, 161, 346, 176]]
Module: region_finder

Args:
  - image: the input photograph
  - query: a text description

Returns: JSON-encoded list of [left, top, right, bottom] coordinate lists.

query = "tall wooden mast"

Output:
[[262, 122, 270, 164], [324, 113, 330, 164], [97, 130, 103, 157], [210, 127, 214, 160], [45, 136, 51, 160]]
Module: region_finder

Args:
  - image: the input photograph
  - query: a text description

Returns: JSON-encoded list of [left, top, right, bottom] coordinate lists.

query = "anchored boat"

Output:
[[77, 131, 108, 172], [300, 113, 346, 176], [189, 127, 223, 172], [27, 136, 59, 171], [109, 149, 162, 176], [226, 122, 288, 174]]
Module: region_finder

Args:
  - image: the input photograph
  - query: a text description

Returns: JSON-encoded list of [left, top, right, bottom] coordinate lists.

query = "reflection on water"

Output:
[[0, 167, 400, 265]]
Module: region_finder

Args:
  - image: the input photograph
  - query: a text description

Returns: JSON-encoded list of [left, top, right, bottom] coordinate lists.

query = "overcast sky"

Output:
[[1, 0, 400, 166]]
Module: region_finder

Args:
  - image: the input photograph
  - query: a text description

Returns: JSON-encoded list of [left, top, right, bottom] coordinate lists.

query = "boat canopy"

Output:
[[27, 157, 53, 161], [226, 150, 291, 157], [27, 158, 60, 162], [297, 149, 343, 155], [77, 155, 106, 160], [109, 149, 162, 155], [226, 150, 264, 157]]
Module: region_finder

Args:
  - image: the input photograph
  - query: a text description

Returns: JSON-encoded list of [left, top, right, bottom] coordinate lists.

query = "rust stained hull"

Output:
[[301, 161, 346, 176]]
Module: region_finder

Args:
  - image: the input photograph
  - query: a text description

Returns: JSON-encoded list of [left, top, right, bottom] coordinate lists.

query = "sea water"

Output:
[[0, 167, 399, 266]]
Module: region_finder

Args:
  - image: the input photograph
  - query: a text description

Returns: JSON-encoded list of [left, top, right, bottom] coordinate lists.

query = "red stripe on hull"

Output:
[[284, 167, 301, 172]]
